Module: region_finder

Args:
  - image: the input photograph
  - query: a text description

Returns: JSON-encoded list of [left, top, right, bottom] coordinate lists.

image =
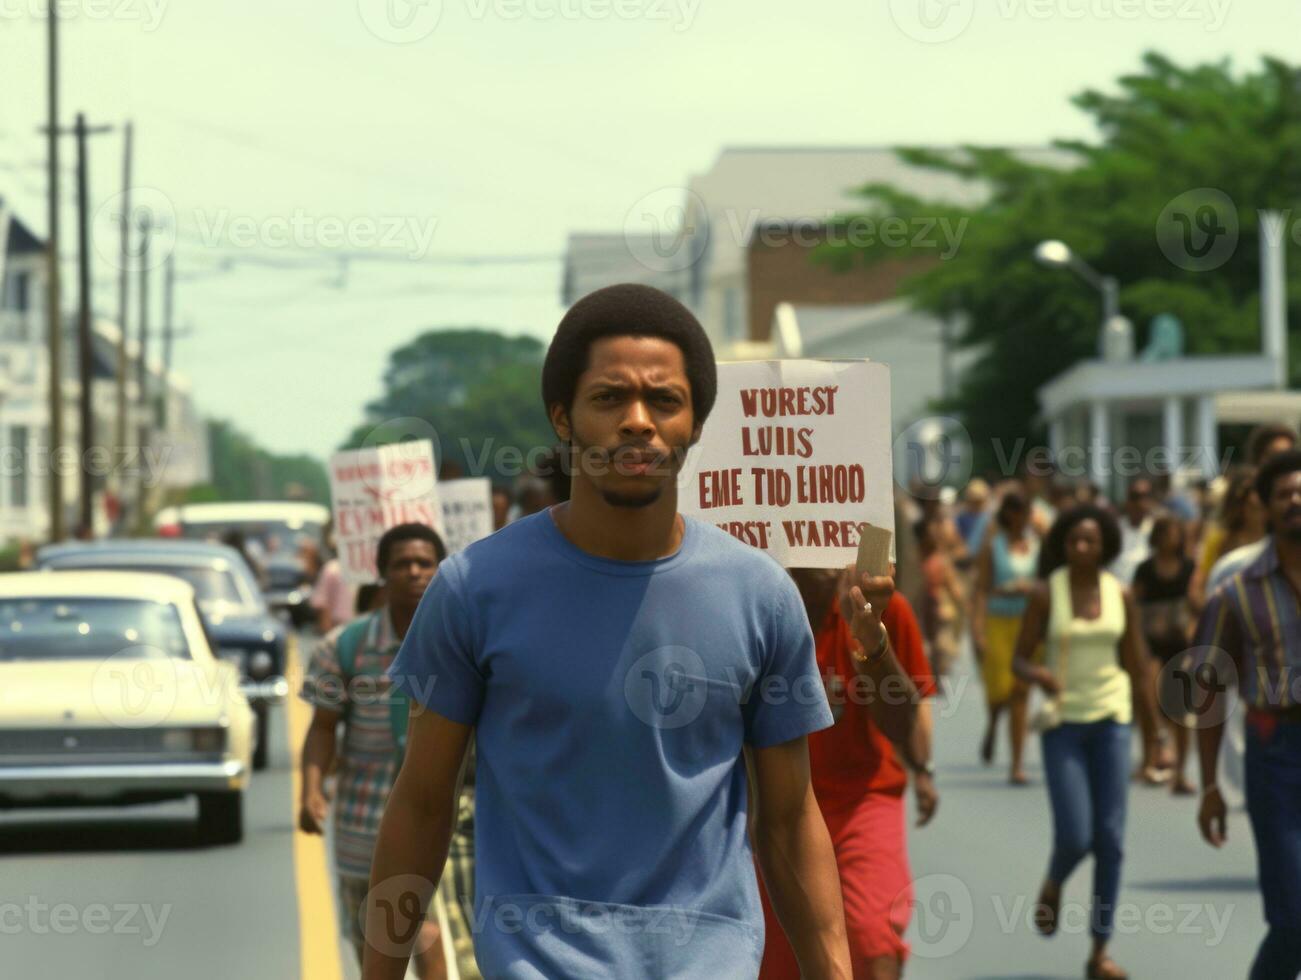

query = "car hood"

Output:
[[0, 658, 240, 728], [204, 610, 285, 647]]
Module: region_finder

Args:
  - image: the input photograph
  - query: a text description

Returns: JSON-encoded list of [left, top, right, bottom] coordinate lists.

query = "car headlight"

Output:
[[193, 727, 227, 753], [161, 729, 194, 752], [249, 651, 274, 679]]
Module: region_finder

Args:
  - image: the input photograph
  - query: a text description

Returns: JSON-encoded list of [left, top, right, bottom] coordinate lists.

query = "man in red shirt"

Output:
[[760, 567, 939, 980]]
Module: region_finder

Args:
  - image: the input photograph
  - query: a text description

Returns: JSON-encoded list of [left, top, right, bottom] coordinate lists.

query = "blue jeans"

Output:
[[1245, 714, 1301, 980], [1041, 719, 1130, 940]]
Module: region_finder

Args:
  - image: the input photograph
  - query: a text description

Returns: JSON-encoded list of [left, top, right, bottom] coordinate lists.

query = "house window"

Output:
[[9, 426, 27, 509]]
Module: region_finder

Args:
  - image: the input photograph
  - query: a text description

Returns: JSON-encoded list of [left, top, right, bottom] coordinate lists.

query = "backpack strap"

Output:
[[336, 614, 374, 680]]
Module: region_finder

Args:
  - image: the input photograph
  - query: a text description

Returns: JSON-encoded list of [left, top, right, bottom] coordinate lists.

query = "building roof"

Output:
[[1037, 354, 1279, 417]]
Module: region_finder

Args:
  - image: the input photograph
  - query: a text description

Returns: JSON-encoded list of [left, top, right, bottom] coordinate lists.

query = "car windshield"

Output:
[[130, 565, 245, 607], [181, 520, 322, 557], [0, 597, 189, 662]]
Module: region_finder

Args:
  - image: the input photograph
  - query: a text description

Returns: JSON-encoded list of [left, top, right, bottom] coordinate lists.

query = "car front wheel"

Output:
[[197, 790, 244, 846]]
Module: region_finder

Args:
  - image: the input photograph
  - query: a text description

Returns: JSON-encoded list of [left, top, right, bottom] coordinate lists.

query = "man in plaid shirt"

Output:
[[298, 523, 447, 977]]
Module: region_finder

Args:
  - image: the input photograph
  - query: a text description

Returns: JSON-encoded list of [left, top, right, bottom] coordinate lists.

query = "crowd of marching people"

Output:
[[286, 282, 1298, 980], [904, 420, 1301, 980]]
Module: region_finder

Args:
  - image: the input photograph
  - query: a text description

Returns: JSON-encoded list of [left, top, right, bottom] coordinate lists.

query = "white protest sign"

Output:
[[438, 477, 495, 554], [678, 359, 893, 568], [328, 440, 443, 584]]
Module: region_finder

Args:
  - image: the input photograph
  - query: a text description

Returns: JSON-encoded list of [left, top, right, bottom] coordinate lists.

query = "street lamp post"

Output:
[[1033, 239, 1119, 323]]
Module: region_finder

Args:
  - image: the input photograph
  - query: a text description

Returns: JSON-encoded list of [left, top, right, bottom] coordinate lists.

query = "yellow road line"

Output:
[[287, 634, 344, 980]]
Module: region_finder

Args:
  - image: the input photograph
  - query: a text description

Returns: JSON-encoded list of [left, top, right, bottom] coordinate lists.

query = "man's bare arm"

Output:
[[361, 706, 472, 980], [298, 707, 340, 834], [749, 738, 851, 980]]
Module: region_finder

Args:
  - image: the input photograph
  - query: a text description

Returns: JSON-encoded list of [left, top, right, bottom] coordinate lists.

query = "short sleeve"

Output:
[[387, 558, 485, 727], [300, 626, 349, 713], [743, 573, 834, 748], [883, 593, 936, 699]]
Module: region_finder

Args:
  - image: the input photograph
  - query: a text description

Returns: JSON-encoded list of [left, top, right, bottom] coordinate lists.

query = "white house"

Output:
[[0, 199, 210, 542]]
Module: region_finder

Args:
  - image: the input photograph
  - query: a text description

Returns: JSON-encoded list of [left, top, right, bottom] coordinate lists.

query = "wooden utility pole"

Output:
[[44, 6, 64, 542], [161, 249, 175, 429], [136, 212, 151, 513], [115, 121, 132, 498], [71, 115, 115, 536]]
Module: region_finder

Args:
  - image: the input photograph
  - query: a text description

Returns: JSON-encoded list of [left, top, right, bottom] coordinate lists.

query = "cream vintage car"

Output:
[[0, 570, 254, 845]]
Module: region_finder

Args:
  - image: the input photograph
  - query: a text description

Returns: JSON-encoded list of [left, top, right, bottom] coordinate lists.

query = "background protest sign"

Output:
[[328, 440, 443, 584], [678, 359, 893, 568], [438, 477, 495, 555]]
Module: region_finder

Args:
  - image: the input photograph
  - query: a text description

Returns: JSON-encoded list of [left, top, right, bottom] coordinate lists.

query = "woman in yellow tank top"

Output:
[[1012, 505, 1158, 980]]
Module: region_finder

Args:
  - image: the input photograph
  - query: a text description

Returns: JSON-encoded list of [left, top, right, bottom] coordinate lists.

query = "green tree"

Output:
[[819, 53, 1301, 473], [343, 328, 553, 480], [195, 419, 330, 503]]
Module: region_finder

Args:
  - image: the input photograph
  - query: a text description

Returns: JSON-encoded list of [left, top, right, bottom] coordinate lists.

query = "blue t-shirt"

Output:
[[388, 509, 833, 979]]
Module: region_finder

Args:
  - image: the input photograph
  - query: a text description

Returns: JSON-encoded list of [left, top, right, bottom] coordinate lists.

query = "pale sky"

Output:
[[2, 0, 1296, 460]]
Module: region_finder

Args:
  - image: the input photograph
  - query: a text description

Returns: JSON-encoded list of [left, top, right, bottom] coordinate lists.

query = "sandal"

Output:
[[1086, 954, 1128, 979]]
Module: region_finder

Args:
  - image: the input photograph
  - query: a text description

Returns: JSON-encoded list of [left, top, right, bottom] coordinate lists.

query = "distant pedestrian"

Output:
[[1013, 505, 1158, 980], [972, 490, 1040, 782], [1131, 516, 1195, 792], [1194, 450, 1301, 980], [298, 523, 447, 978]]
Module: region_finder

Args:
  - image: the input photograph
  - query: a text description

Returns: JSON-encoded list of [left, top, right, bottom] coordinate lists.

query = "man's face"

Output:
[[1126, 480, 1153, 520], [549, 335, 701, 509], [1266, 470, 1301, 541], [382, 538, 439, 607]]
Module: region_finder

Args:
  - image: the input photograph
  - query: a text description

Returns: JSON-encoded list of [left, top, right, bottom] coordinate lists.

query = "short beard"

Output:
[[599, 484, 665, 509]]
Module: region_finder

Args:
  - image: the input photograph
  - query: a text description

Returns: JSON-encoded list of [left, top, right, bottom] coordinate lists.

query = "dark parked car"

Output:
[[34, 540, 289, 771]]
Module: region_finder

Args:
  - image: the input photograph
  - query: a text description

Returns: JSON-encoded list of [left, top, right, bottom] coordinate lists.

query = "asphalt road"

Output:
[[0, 695, 302, 980], [0, 630, 1272, 979]]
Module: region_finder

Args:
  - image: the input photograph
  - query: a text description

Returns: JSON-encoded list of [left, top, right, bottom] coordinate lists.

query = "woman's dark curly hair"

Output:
[[541, 283, 718, 428], [1037, 504, 1122, 578]]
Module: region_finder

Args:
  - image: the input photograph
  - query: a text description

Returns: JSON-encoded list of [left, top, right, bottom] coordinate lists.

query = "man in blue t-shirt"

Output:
[[364, 284, 895, 979]]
